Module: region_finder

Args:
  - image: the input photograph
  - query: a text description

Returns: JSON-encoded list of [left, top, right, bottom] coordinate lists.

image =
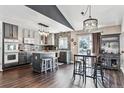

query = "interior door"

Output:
[[120, 33, 124, 73]]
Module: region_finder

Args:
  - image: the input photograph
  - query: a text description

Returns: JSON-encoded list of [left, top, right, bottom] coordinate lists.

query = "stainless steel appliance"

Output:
[[4, 43, 18, 53], [4, 52, 18, 64], [4, 42, 19, 64]]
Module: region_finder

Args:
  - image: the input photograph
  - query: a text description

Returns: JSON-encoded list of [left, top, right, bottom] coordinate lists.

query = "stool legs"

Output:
[[45, 61, 47, 73], [93, 63, 105, 88], [41, 58, 53, 73]]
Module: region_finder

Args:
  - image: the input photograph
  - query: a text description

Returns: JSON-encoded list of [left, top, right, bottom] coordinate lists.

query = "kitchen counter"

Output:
[[19, 50, 59, 53]]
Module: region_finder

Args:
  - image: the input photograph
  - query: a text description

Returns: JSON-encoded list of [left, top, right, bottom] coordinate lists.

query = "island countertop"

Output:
[[19, 50, 59, 53]]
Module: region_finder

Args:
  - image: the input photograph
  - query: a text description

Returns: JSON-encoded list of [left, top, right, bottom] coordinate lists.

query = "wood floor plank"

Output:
[[0, 64, 124, 88]]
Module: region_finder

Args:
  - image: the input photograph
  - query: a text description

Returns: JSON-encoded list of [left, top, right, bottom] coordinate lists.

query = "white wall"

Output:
[[0, 21, 3, 71], [100, 25, 121, 35], [120, 33, 124, 73], [120, 17, 124, 73], [70, 25, 121, 63]]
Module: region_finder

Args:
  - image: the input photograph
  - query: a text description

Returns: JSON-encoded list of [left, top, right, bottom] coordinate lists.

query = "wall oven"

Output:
[[4, 43, 18, 53], [4, 52, 18, 64], [4, 43, 18, 64]]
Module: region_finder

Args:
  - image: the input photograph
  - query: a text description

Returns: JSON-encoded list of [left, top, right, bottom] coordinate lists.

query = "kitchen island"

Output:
[[31, 50, 59, 73]]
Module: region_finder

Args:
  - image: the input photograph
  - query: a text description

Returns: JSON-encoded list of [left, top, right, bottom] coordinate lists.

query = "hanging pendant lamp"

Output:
[[82, 5, 98, 32]]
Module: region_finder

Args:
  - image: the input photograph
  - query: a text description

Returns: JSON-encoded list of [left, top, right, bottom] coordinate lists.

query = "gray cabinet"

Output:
[[101, 34, 120, 70], [4, 23, 11, 39], [27, 53, 32, 63], [58, 50, 71, 64], [18, 52, 32, 64], [18, 52, 27, 64], [4, 23, 18, 39]]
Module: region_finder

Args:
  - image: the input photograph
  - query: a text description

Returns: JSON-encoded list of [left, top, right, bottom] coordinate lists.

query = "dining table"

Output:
[[74, 53, 100, 87]]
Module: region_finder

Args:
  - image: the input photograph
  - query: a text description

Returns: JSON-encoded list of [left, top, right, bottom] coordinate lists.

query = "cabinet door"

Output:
[[27, 30, 30, 38], [32, 31, 35, 38], [9, 25, 13, 39], [58, 52, 67, 63], [18, 53, 27, 64], [13, 25, 18, 39], [30, 30, 34, 38], [27, 53, 32, 63], [4, 23, 10, 39]]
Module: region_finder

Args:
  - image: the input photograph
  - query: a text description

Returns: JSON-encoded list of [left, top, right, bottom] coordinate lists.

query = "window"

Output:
[[59, 37, 68, 49], [78, 34, 92, 55]]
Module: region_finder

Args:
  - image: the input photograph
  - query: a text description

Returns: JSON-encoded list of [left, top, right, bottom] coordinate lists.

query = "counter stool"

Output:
[[41, 57, 52, 73], [73, 59, 86, 82], [52, 57, 59, 70], [93, 56, 104, 87]]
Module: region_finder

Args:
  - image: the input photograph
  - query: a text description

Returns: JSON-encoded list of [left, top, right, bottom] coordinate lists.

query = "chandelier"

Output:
[[38, 23, 49, 37], [81, 5, 98, 32]]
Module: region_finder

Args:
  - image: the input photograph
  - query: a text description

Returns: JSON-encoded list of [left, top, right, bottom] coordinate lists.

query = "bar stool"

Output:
[[41, 57, 52, 73], [73, 59, 86, 81], [93, 56, 104, 87], [52, 57, 59, 70]]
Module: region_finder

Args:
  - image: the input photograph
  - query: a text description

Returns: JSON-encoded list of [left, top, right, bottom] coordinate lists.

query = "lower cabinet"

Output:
[[18, 52, 32, 65], [27, 53, 32, 63], [3, 52, 32, 69], [58, 50, 71, 64], [101, 53, 120, 70], [18, 52, 27, 64]]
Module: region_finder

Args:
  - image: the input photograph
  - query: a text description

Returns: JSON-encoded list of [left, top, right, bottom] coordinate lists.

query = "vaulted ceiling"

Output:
[[57, 5, 124, 31], [0, 5, 124, 33]]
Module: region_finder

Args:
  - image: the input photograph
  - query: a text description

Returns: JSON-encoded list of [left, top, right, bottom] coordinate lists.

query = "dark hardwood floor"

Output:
[[0, 64, 124, 88]]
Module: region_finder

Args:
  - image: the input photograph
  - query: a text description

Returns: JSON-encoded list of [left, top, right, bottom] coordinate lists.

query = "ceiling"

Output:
[[0, 5, 124, 33], [0, 5, 72, 33], [26, 5, 74, 30], [57, 5, 124, 30]]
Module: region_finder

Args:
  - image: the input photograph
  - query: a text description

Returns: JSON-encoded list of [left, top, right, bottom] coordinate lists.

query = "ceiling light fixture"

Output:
[[38, 23, 49, 37], [81, 5, 98, 32]]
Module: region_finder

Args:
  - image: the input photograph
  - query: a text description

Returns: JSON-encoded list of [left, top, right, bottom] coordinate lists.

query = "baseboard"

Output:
[[121, 67, 124, 74], [0, 65, 3, 71]]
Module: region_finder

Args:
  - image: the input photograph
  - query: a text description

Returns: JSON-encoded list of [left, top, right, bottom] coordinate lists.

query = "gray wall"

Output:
[[54, 32, 71, 50]]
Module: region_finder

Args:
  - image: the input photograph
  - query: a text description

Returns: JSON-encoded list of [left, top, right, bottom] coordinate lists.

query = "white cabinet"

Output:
[[23, 28, 35, 38], [34, 31, 40, 45], [47, 33, 54, 45], [24, 38, 35, 44], [23, 28, 41, 45]]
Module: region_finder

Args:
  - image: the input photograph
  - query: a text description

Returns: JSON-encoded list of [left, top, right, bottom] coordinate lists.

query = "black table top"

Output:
[[74, 53, 99, 58]]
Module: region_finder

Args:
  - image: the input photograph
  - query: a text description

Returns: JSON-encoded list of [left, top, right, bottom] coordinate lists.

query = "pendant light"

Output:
[[38, 23, 49, 37], [82, 5, 98, 32]]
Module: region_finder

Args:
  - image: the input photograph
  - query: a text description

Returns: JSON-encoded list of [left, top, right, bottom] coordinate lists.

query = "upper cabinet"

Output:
[[13, 25, 18, 39], [3, 23, 18, 39], [40, 33, 55, 45], [23, 28, 35, 38]]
